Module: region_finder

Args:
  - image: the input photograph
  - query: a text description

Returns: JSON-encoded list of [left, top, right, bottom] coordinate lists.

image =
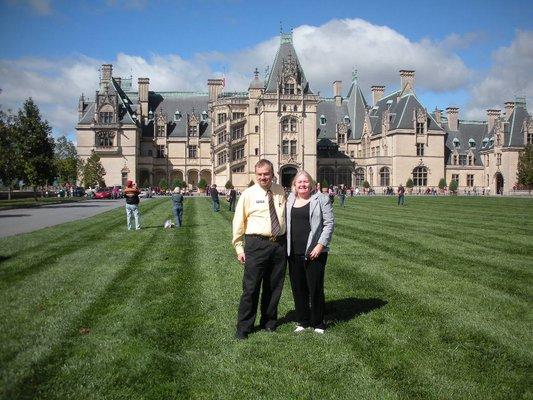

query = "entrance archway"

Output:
[[495, 172, 504, 194], [281, 165, 298, 188]]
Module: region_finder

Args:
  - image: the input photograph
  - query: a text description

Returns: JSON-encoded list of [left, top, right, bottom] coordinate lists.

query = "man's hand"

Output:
[[237, 253, 246, 264], [308, 244, 324, 260]]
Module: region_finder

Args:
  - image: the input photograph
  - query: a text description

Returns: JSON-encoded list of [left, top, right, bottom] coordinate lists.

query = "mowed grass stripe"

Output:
[[1, 198, 204, 399]]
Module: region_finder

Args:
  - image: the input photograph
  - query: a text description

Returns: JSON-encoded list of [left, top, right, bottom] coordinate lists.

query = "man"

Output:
[[232, 159, 287, 340], [124, 180, 141, 230], [339, 184, 347, 207], [211, 184, 220, 212], [228, 186, 237, 212], [397, 184, 405, 206], [171, 187, 184, 227]]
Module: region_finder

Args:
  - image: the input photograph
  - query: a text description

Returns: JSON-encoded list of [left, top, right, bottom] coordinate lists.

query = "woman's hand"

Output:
[[308, 244, 324, 260]]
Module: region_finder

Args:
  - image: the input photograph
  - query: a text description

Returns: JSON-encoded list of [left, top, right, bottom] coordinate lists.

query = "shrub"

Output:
[[225, 180, 233, 189], [159, 178, 168, 190], [198, 178, 207, 190], [406, 178, 414, 188], [321, 179, 329, 189], [438, 178, 447, 190], [362, 180, 370, 189], [449, 180, 458, 194]]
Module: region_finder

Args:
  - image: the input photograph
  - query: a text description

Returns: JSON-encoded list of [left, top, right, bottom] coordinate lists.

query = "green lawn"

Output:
[[0, 196, 85, 210], [1, 196, 532, 400]]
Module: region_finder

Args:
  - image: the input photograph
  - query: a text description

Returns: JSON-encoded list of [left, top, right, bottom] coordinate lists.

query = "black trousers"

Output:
[[236, 235, 287, 334], [288, 252, 328, 329]]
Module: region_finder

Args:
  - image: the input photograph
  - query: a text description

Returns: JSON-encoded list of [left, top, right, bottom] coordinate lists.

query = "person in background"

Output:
[[124, 180, 141, 230], [228, 185, 237, 212], [211, 184, 220, 212], [171, 187, 184, 227], [286, 170, 334, 334], [397, 184, 405, 206], [338, 184, 347, 207]]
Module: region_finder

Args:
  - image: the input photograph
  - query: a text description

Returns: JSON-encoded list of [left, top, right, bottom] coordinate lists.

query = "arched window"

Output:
[[354, 168, 365, 187], [337, 168, 352, 186], [380, 167, 390, 186], [96, 131, 114, 147], [319, 115, 327, 125], [318, 167, 335, 187], [412, 166, 427, 186]]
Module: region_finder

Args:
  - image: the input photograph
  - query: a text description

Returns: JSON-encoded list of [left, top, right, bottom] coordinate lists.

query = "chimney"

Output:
[[446, 107, 459, 131], [333, 81, 342, 107], [399, 70, 415, 94], [208, 78, 224, 103], [487, 109, 501, 132], [371, 85, 385, 106], [504, 101, 514, 119], [434, 108, 442, 125], [138, 78, 150, 118], [100, 64, 113, 92]]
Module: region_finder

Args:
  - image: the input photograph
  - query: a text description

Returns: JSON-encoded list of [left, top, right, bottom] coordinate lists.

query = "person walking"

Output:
[[338, 184, 347, 207], [232, 159, 287, 340], [228, 186, 237, 212], [171, 187, 184, 227], [397, 184, 405, 206], [211, 184, 220, 212], [124, 180, 141, 230], [286, 170, 334, 334]]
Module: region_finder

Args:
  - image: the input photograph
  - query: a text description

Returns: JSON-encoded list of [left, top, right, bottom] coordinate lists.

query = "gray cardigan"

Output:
[[286, 191, 335, 256]]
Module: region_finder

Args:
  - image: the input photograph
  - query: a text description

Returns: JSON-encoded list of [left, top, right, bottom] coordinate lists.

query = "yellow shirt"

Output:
[[232, 182, 287, 255]]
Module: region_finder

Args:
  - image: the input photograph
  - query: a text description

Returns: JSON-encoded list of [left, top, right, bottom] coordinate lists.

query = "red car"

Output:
[[94, 188, 112, 199]]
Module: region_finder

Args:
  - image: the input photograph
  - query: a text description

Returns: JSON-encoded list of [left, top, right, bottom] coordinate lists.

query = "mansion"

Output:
[[76, 32, 532, 194]]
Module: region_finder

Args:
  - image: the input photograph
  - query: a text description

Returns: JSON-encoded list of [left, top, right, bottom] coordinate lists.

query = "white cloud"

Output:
[[465, 30, 533, 119], [1, 18, 529, 138]]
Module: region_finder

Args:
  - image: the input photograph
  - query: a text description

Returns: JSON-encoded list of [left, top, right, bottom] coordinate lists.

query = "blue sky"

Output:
[[0, 0, 532, 139]]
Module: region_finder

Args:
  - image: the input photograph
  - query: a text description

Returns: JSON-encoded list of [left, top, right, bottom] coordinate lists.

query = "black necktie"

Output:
[[267, 189, 281, 237]]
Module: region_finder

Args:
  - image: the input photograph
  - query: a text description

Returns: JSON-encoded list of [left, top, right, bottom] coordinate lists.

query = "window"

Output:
[[468, 155, 474, 166], [319, 115, 326, 125], [527, 132, 533, 145], [469, 139, 476, 148], [156, 125, 165, 137], [416, 122, 424, 134], [174, 110, 182, 121], [255, 125, 259, 133], [459, 155, 467, 166], [344, 115, 350, 124], [157, 145, 165, 158], [217, 113, 227, 125], [232, 112, 245, 120], [188, 125, 198, 137], [232, 165, 244, 173], [453, 154, 458, 165], [282, 105, 287, 112], [188, 145, 197, 159], [254, 148, 259, 155], [282, 117, 297, 133], [416, 143, 424, 156], [412, 166, 427, 186], [485, 154, 489, 166], [294, 105, 298, 112], [371, 147, 375, 157], [254, 107, 258, 114], [354, 168, 365, 186], [453, 138, 460, 148], [283, 83, 295, 94], [380, 167, 390, 186], [232, 145, 244, 161], [231, 125, 244, 140], [350, 151, 354, 157], [217, 151, 227, 166], [217, 131, 227, 145], [452, 174, 459, 184], [338, 132, 346, 144], [497, 153, 502, 165], [467, 174, 474, 187], [99, 112, 113, 124], [357, 149, 362, 158], [290, 140, 297, 155], [201, 111, 208, 121], [96, 131, 114, 147], [282, 140, 289, 155]]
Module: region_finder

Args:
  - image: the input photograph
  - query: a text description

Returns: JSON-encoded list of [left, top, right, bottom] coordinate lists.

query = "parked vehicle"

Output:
[[139, 188, 152, 198], [94, 188, 112, 199], [73, 186, 86, 197]]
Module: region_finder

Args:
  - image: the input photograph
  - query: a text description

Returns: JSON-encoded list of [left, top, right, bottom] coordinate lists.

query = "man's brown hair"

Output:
[[254, 159, 274, 173]]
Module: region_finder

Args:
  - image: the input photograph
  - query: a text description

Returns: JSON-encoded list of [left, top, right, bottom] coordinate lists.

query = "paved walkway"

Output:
[[0, 199, 131, 238]]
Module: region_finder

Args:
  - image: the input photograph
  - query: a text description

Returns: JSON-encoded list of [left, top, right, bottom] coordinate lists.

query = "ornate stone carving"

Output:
[[416, 108, 426, 123]]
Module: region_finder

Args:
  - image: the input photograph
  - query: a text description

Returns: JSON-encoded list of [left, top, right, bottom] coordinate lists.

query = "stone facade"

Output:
[[76, 33, 532, 194]]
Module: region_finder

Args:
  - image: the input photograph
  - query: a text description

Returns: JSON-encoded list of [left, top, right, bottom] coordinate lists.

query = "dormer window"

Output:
[[99, 104, 114, 124], [174, 110, 182, 121], [283, 82, 295, 95], [148, 109, 154, 120], [201, 111, 208, 121], [482, 138, 489, 148], [344, 115, 350, 124], [469, 138, 476, 148], [156, 125, 166, 137], [453, 138, 460, 148], [416, 122, 424, 134], [489, 137, 494, 147], [188, 125, 198, 137], [320, 115, 326, 125]]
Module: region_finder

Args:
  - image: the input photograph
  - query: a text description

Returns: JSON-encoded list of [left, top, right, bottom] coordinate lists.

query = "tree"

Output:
[[172, 178, 186, 189], [405, 178, 414, 188], [82, 150, 106, 187], [0, 103, 22, 200], [16, 98, 56, 197], [159, 178, 169, 191], [198, 178, 207, 190], [225, 180, 233, 189], [516, 145, 533, 193], [438, 178, 447, 190], [449, 180, 458, 194], [362, 180, 370, 189], [54, 135, 78, 185], [320, 179, 329, 190]]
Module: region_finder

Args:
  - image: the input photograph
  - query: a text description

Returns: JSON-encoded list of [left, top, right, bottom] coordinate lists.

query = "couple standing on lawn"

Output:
[[232, 159, 335, 340]]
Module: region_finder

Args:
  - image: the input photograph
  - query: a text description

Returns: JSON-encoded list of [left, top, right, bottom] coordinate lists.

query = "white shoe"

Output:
[[314, 328, 325, 334], [294, 325, 306, 333]]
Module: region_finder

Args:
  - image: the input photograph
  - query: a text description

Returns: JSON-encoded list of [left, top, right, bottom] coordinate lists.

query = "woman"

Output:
[[171, 187, 184, 227], [286, 170, 334, 334]]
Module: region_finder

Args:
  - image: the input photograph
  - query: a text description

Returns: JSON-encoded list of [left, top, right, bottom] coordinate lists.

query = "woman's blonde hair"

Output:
[[291, 170, 316, 195]]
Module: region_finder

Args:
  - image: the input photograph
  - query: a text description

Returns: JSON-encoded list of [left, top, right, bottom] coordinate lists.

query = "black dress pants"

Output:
[[236, 235, 287, 334], [288, 252, 328, 329]]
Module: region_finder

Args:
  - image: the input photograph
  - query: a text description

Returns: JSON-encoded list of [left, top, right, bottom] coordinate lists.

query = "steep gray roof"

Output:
[[346, 81, 368, 140], [443, 121, 487, 166], [316, 100, 350, 140], [264, 35, 311, 94], [505, 101, 530, 147], [145, 92, 210, 138], [79, 102, 95, 124]]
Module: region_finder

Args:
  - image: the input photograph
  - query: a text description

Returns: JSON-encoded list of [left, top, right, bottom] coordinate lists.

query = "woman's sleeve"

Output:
[[317, 194, 335, 247]]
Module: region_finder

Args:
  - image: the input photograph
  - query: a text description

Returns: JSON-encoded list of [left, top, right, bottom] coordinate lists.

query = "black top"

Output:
[[172, 193, 184, 207], [211, 188, 219, 200], [229, 189, 236, 200], [291, 202, 311, 255]]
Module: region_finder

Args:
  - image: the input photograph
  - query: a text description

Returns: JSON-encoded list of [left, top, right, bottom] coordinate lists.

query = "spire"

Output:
[[352, 67, 358, 84]]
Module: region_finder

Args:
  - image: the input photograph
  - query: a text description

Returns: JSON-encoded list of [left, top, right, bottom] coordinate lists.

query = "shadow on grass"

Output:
[[0, 255, 11, 264], [0, 214, 31, 218], [278, 297, 387, 327]]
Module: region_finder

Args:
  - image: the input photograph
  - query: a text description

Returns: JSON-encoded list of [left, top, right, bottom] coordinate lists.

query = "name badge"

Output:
[[256, 200, 265, 204]]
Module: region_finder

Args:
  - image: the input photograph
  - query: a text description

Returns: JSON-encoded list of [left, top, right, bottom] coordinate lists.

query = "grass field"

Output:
[[0, 196, 85, 211], [1, 196, 532, 399]]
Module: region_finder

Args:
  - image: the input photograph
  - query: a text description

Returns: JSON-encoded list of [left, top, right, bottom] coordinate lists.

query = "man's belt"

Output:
[[246, 234, 286, 243]]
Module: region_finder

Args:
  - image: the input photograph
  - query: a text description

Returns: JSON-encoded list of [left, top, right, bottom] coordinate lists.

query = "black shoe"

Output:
[[264, 325, 277, 333], [235, 331, 248, 340]]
